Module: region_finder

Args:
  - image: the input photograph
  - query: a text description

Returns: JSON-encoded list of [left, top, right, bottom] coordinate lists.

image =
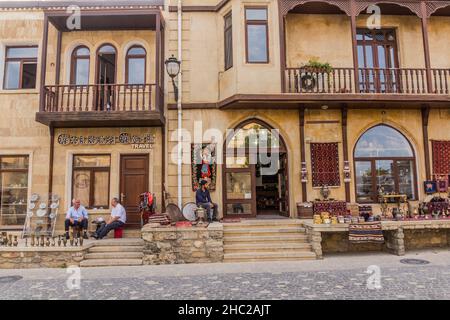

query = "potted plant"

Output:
[[298, 58, 333, 92]]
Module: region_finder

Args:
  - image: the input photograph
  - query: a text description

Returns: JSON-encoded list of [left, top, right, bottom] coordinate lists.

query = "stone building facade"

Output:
[[0, 0, 449, 234]]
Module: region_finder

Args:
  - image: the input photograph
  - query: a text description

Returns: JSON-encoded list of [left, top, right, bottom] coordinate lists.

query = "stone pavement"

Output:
[[0, 249, 449, 300]]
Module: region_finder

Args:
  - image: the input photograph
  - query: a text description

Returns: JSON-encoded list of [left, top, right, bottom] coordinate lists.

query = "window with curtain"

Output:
[[354, 125, 416, 202], [224, 12, 233, 70], [3, 46, 38, 89], [126, 45, 146, 85], [245, 7, 268, 63], [72, 155, 110, 209], [70, 46, 90, 85]]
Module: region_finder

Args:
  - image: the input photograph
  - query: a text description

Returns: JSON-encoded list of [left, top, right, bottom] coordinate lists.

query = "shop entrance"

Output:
[[223, 120, 289, 218], [119, 154, 149, 229]]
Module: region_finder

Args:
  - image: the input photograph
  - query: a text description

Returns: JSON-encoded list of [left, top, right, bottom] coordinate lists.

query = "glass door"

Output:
[[223, 150, 256, 218]]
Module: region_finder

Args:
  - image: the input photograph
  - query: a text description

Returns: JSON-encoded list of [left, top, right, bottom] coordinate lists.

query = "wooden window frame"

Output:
[[3, 45, 38, 90], [224, 11, 233, 71], [125, 45, 147, 85], [353, 125, 418, 203], [70, 45, 90, 85], [72, 154, 111, 209], [244, 6, 269, 64]]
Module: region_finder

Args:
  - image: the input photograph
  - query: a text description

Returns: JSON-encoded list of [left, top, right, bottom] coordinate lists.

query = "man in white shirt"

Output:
[[93, 197, 127, 239], [65, 199, 89, 239]]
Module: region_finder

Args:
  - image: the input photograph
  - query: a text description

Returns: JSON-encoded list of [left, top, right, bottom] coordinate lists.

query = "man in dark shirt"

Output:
[[195, 180, 217, 222]]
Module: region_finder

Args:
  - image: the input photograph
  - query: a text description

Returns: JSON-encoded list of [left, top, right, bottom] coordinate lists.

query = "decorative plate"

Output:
[[182, 202, 198, 222], [39, 203, 47, 209], [29, 203, 36, 210], [36, 209, 47, 217], [30, 194, 39, 202], [49, 213, 56, 219], [50, 203, 59, 209], [26, 211, 33, 218], [51, 194, 59, 202]]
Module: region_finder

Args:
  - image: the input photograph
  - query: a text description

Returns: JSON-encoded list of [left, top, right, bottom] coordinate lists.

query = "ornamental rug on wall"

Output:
[[310, 142, 340, 187], [191, 143, 217, 191]]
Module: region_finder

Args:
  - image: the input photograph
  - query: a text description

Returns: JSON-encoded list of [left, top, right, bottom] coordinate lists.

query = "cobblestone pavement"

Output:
[[0, 250, 449, 300]]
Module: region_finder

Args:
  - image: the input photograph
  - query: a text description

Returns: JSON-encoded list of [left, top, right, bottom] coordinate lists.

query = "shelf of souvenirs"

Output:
[[1, 187, 28, 190]]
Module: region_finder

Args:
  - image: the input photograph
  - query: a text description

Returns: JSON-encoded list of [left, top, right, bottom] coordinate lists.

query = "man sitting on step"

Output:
[[93, 197, 127, 239], [65, 199, 89, 239]]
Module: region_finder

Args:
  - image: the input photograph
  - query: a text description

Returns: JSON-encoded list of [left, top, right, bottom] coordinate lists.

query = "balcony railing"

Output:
[[285, 67, 450, 95], [42, 83, 157, 113]]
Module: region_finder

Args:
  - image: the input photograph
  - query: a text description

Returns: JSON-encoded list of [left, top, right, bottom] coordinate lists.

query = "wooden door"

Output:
[[278, 152, 289, 217], [120, 154, 149, 229]]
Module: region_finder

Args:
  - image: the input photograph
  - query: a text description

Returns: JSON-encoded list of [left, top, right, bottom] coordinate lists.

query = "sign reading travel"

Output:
[[57, 132, 155, 148]]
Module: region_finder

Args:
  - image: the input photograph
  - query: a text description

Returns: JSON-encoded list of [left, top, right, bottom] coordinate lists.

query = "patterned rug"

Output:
[[348, 222, 384, 243]]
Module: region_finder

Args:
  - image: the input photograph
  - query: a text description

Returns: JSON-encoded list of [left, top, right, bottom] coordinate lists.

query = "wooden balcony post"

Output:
[[39, 14, 49, 112], [341, 105, 350, 202], [420, 1, 433, 93], [422, 105, 431, 180], [155, 13, 161, 112], [349, 0, 359, 93], [278, 7, 287, 93], [299, 106, 307, 202]]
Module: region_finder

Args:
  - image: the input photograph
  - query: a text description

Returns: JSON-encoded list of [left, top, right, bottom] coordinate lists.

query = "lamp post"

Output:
[[165, 55, 181, 101], [165, 54, 182, 209]]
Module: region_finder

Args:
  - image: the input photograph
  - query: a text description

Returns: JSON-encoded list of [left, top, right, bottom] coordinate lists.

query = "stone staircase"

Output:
[[80, 238, 144, 267], [223, 219, 317, 262]]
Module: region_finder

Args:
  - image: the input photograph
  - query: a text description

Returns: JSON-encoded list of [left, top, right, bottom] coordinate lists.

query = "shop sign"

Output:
[[57, 132, 155, 148]]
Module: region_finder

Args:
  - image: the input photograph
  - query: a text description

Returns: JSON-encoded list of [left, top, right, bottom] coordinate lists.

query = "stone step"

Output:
[[224, 243, 312, 253], [223, 220, 304, 228], [88, 246, 144, 253], [80, 258, 143, 267], [224, 234, 308, 244], [91, 238, 144, 247], [223, 251, 317, 262], [224, 227, 306, 236], [84, 252, 144, 260]]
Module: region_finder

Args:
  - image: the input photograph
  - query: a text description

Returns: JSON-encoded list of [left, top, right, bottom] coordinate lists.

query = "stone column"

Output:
[[386, 227, 405, 256], [306, 226, 323, 259]]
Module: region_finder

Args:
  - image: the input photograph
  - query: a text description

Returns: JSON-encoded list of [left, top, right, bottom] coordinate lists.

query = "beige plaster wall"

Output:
[[428, 16, 450, 68], [0, 12, 50, 213], [51, 127, 163, 231]]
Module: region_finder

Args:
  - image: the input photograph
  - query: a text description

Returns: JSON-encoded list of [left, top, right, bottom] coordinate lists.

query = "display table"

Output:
[[313, 200, 347, 215], [303, 219, 450, 259]]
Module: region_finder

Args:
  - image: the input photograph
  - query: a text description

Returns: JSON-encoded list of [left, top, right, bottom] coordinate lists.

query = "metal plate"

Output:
[[51, 194, 60, 202], [30, 194, 39, 202], [29, 203, 35, 210], [36, 209, 47, 217], [0, 276, 22, 284], [49, 213, 56, 219], [50, 203, 59, 209], [166, 203, 184, 222], [39, 202, 47, 209], [400, 259, 430, 265], [26, 211, 33, 218], [182, 202, 198, 222]]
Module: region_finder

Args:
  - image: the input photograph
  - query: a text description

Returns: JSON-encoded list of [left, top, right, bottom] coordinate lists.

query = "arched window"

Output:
[[70, 46, 90, 85], [126, 45, 146, 84], [354, 125, 417, 202]]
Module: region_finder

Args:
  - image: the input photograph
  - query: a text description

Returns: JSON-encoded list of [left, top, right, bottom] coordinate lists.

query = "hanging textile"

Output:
[[432, 140, 450, 178], [310, 142, 340, 187]]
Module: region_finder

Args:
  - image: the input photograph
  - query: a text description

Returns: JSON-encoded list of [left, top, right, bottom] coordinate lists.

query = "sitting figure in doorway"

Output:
[[65, 199, 89, 240], [195, 179, 217, 222], [93, 197, 126, 239]]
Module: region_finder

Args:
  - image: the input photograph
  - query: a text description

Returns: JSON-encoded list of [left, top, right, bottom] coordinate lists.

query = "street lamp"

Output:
[[165, 55, 181, 102]]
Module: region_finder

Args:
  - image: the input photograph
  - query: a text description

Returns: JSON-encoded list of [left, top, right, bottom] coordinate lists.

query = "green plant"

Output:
[[302, 58, 333, 73]]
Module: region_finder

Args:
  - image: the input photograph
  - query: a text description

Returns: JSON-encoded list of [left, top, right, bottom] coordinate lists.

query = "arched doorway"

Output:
[[222, 119, 289, 218], [353, 124, 418, 203], [95, 44, 117, 110]]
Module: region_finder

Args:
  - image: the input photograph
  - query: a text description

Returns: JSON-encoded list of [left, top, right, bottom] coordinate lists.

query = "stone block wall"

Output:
[[403, 229, 450, 250], [0, 248, 86, 269], [141, 223, 224, 264]]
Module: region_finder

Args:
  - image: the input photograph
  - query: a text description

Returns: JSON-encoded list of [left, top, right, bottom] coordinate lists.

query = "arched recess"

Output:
[[222, 119, 289, 218], [353, 124, 418, 203]]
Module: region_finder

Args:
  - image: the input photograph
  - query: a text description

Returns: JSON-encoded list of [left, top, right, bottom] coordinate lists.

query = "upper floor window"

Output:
[[126, 45, 146, 85], [70, 46, 90, 85], [224, 12, 233, 70], [3, 46, 38, 89], [245, 7, 269, 63]]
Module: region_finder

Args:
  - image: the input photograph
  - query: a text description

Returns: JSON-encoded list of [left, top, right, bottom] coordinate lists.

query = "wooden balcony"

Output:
[[285, 67, 450, 95], [36, 84, 165, 127]]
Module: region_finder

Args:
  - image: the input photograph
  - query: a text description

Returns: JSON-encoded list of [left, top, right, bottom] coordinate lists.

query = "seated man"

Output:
[[65, 199, 88, 239], [93, 197, 126, 239], [195, 179, 217, 222]]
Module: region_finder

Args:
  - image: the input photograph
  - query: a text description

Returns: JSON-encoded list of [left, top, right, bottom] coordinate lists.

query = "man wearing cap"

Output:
[[195, 180, 217, 222], [65, 199, 89, 239]]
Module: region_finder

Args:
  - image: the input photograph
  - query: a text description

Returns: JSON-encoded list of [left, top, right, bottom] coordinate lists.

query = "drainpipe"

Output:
[[177, 0, 183, 209]]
